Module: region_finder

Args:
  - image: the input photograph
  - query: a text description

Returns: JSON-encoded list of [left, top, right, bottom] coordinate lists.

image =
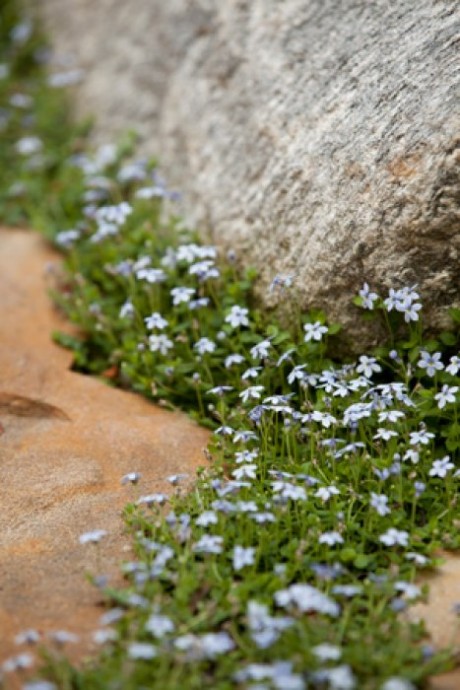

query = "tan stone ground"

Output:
[[0, 228, 209, 672]]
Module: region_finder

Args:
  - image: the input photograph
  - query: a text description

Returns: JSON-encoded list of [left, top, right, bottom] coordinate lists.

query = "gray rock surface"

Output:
[[38, 0, 460, 346]]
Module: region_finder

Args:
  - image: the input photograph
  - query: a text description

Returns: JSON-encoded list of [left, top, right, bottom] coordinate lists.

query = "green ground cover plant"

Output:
[[1, 3, 459, 689]]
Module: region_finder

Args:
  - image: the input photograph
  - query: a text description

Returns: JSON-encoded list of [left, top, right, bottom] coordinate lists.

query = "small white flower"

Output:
[[145, 614, 175, 638], [417, 351, 444, 377], [274, 583, 340, 617], [405, 552, 429, 566], [394, 581, 421, 600], [380, 678, 415, 690], [359, 283, 379, 309], [250, 511, 276, 524], [144, 312, 168, 330], [379, 528, 409, 547], [225, 353, 245, 368], [239, 385, 265, 402], [119, 300, 135, 319], [250, 339, 272, 360], [374, 428, 398, 441], [315, 486, 340, 502], [95, 202, 132, 226], [49, 630, 79, 644], [409, 429, 435, 446], [429, 455, 454, 478], [384, 288, 406, 312], [121, 472, 141, 485], [14, 629, 40, 645], [378, 410, 405, 424], [370, 493, 391, 516], [148, 334, 173, 355], [137, 493, 168, 506], [233, 545, 256, 570], [193, 534, 224, 554], [225, 305, 250, 328], [171, 286, 195, 305], [242, 366, 262, 380], [312, 643, 342, 661], [303, 321, 328, 342], [56, 229, 80, 248], [232, 464, 257, 480], [167, 473, 188, 485], [356, 355, 381, 378], [127, 642, 157, 660], [136, 267, 166, 283], [194, 337, 216, 355], [434, 384, 458, 409], [324, 665, 356, 690], [403, 449, 420, 464], [200, 632, 234, 658], [92, 629, 117, 645], [319, 531, 344, 546], [16, 136, 43, 155], [79, 529, 107, 545], [402, 301, 422, 323], [22, 682, 57, 690], [287, 365, 307, 385], [2, 653, 34, 673], [446, 355, 460, 376], [196, 510, 218, 526]]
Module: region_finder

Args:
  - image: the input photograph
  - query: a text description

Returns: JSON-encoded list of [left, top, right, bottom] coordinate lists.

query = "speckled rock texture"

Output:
[[38, 0, 460, 347]]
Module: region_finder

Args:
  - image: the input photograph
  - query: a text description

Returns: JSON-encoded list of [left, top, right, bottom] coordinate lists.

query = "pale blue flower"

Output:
[[409, 428, 434, 446], [379, 528, 409, 547], [225, 305, 249, 328], [193, 534, 224, 554], [319, 531, 344, 546], [144, 312, 168, 330], [127, 642, 157, 660], [232, 464, 257, 480], [446, 355, 460, 376], [79, 529, 107, 544], [239, 385, 265, 402], [356, 355, 381, 378], [417, 351, 443, 377], [434, 384, 458, 409], [250, 340, 272, 360], [196, 511, 218, 526], [233, 545, 256, 570], [148, 334, 173, 355], [429, 455, 454, 478], [303, 321, 328, 342], [359, 283, 379, 309], [194, 337, 216, 355], [274, 583, 340, 616], [370, 493, 391, 516], [171, 286, 195, 305], [145, 614, 175, 638]]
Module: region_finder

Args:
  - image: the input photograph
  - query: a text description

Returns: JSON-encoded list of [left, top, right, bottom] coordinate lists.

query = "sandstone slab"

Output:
[[38, 0, 460, 347], [0, 228, 209, 668]]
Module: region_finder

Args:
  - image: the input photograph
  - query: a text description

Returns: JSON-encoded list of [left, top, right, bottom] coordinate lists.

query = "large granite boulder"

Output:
[[39, 0, 460, 346]]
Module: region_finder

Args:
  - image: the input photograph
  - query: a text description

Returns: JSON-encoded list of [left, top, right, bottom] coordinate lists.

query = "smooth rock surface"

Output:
[[0, 228, 209, 666], [38, 0, 460, 347]]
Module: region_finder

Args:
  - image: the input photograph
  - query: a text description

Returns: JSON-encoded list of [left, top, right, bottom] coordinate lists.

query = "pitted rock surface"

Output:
[[38, 0, 460, 349], [0, 228, 209, 665]]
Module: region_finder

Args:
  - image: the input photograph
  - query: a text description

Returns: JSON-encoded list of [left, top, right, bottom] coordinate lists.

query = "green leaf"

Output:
[[448, 307, 460, 324], [340, 547, 357, 563], [440, 331, 457, 347], [328, 322, 342, 335], [354, 554, 370, 569]]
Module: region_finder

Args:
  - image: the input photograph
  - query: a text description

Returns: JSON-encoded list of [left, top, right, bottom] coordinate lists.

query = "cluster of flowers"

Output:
[[1, 17, 459, 686]]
